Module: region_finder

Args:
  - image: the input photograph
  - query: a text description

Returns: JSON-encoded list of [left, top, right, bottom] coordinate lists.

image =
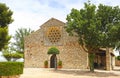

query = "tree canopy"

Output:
[[0, 27, 11, 51], [66, 2, 120, 53], [3, 52, 23, 61], [96, 4, 120, 48], [66, 2, 120, 72], [11, 28, 33, 53], [66, 3, 100, 53], [0, 3, 13, 51], [0, 3, 13, 27]]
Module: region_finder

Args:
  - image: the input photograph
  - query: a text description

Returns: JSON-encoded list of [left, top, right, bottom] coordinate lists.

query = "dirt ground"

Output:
[[20, 67, 120, 78]]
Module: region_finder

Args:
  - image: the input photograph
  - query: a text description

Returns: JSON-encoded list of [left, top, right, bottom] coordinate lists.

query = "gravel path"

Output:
[[20, 67, 120, 78]]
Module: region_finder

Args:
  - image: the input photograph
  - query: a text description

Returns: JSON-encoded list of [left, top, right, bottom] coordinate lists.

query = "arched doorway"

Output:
[[50, 54, 57, 68]]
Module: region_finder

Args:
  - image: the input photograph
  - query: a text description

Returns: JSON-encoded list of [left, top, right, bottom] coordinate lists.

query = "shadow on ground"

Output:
[[52, 69, 120, 77], [113, 69, 120, 71]]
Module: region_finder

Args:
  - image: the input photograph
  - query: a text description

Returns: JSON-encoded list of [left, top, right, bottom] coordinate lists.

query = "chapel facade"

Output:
[[24, 18, 115, 70]]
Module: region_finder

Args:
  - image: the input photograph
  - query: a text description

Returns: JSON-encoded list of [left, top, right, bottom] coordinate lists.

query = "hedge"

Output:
[[47, 47, 59, 54], [3, 53, 23, 58], [0, 62, 23, 76]]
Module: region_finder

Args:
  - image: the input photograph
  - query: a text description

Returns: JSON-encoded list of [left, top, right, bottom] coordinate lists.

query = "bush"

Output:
[[58, 60, 62, 66], [47, 47, 59, 54], [117, 56, 120, 60], [3, 53, 23, 58], [44, 60, 48, 68], [44, 60, 48, 66], [3, 52, 23, 61], [0, 62, 24, 76]]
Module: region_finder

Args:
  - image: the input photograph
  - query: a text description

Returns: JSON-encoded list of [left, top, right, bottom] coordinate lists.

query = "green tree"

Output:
[[97, 4, 120, 48], [0, 27, 11, 51], [0, 3, 13, 51], [66, 2, 98, 72], [2, 43, 24, 61], [3, 52, 23, 61], [11, 28, 33, 53], [66, 2, 120, 72], [0, 3, 13, 27], [96, 4, 120, 70]]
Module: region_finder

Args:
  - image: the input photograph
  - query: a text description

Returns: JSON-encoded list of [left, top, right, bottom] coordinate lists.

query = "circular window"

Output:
[[47, 26, 61, 43]]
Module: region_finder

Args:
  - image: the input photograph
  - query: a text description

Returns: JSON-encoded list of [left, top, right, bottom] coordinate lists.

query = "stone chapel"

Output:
[[24, 18, 115, 70]]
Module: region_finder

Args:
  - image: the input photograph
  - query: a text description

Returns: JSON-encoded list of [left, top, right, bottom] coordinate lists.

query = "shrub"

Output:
[[44, 60, 48, 68], [117, 56, 120, 60], [3, 53, 23, 58], [3, 52, 23, 61], [0, 62, 23, 76], [58, 60, 62, 66], [47, 47, 59, 54], [44, 60, 48, 66]]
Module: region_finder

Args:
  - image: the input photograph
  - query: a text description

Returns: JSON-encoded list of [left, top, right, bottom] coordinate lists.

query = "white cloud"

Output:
[[0, 0, 120, 36], [91, 0, 120, 6]]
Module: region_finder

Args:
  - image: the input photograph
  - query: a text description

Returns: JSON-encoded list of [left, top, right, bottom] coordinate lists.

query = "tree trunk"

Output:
[[106, 47, 111, 70], [6, 57, 11, 61], [88, 53, 95, 72]]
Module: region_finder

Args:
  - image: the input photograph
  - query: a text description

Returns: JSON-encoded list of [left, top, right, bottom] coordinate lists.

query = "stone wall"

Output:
[[24, 18, 88, 69], [115, 59, 120, 66]]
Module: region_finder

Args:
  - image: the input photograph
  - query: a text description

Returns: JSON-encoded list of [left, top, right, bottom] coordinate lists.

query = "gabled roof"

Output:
[[40, 18, 65, 28], [25, 18, 65, 41]]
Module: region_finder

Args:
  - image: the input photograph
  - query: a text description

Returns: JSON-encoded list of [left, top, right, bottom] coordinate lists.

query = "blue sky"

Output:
[[0, 0, 120, 36]]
